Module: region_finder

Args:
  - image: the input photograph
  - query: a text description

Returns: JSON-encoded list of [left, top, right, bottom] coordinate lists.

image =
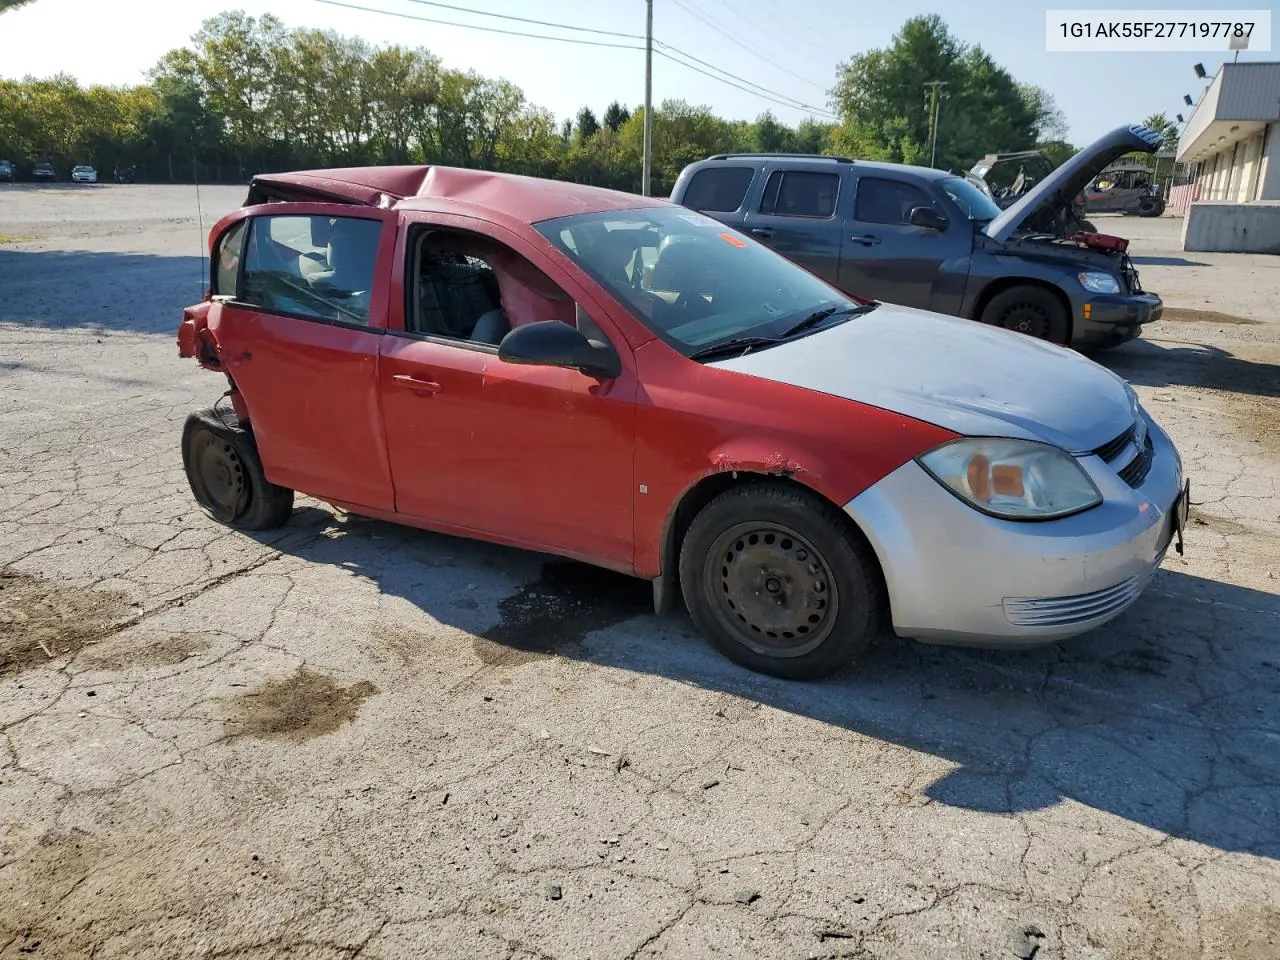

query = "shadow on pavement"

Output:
[[254, 504, 1280, 862], [1129, 255, 1209, 267], [1098, 338, 1280, 399], [0, 249, 207, 335]]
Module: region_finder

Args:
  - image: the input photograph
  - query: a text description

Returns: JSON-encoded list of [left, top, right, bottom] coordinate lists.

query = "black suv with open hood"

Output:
[[670, 124, 1164, 350]]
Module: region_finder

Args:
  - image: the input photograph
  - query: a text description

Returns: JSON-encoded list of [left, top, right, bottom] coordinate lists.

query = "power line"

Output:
[[668, 0, 829, 92], [707, 0, 826, 69], [310, 0, 646, 49], [309, 0, 839, 121], [654, 40, 838, 119], [401, 0, 643, 40], [653, 48, 836, 119]]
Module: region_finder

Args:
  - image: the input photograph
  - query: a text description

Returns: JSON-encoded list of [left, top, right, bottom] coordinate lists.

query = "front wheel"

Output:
[[181, 407, 294, 530], [678, 482, 883, 680], [1137, 198, 1164, 217], [980, 285, 1070, 344]]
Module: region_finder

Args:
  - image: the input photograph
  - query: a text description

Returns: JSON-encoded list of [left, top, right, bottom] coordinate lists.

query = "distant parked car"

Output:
[[670, 124, 1166, 350], [33, 161, 55, 181], [71, 165, 98, 184], [0, 160, 14, 182]]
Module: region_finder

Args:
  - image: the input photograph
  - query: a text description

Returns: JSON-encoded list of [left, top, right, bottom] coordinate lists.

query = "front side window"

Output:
[[537, 207, 859, 356], [409, 229, 587, 348], [681, 167, 755, 213], [240, 214, 382, 326], [759, 170, 839, 218], [940, 176, 1002, 223], [854, 177, 935, 225], [213, 219, 247, 296]]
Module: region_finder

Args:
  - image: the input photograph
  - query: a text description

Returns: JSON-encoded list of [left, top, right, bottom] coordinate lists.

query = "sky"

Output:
[[1, 0, 1277, 145]]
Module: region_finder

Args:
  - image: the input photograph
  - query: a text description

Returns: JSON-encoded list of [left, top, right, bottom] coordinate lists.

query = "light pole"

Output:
[[642, 0, 653, 196], [924, 81, 948, 168]]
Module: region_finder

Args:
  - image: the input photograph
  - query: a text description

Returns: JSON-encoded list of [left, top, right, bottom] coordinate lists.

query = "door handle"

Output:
[[750, 227, 776, 238], [849, 234, 881, 246], [391, 374, 442, 395]]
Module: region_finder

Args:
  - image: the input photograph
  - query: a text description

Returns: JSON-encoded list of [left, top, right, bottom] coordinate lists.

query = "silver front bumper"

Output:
[[844, 415, 1183, 647]]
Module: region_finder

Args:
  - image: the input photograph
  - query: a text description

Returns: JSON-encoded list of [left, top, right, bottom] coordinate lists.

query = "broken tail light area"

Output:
[[177, 302, 223, 370]]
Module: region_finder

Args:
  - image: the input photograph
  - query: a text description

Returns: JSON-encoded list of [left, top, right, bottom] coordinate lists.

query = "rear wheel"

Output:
[[181, 407, 294, 530], [1137, 197, 1164, 217], [980, 285, 1070, 344], [678, 482, 883, 680]]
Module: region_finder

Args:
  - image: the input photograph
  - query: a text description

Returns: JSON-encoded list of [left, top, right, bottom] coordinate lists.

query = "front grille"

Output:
[[1003, 577, 1143, 627], [1093, 424, 1136, 463], [1117, 435, 1155, 487], [1091, 420, 1154, 489]]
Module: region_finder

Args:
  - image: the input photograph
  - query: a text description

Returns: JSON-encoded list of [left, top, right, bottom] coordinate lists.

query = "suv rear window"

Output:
[[681, 167, 755, 212], [759, 171, 839, 218]]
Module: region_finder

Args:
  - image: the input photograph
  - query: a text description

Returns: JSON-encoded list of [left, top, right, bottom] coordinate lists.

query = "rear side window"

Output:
[[213, 220, 247, 296], [681, 167, 755, 212], [759, 171, 840, 218], [240, 214, 382, 326], [855, 177, 933, 225]]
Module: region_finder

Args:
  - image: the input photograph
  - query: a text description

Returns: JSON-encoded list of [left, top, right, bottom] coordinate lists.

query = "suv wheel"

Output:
[[981, 286, 1070, 344]]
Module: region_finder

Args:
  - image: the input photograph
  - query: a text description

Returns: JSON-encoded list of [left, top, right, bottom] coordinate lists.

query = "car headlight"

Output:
[[1079, 272, 1121, 294], [918, 438, 1103, 520]]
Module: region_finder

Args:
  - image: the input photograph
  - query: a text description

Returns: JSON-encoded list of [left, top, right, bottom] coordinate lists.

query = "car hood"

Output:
[[983, 124, 1163, 243], [710, 303, 1134, 453]]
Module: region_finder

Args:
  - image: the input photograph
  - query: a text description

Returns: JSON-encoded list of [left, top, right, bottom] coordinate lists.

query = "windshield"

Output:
[[535, 206, 858, 356], [941, 176, 1003, 223]]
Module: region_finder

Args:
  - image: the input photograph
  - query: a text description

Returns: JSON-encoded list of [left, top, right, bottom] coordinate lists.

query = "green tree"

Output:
[[830, 15, 1047, 171], [0, 0, 36, 12], [575, 106, 599, 144], [602, 101, 631, 132]]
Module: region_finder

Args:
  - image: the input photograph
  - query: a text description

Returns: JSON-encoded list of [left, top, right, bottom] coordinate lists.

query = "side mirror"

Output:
[[498, 320, 622, 380], [908, 206, 948, 231]]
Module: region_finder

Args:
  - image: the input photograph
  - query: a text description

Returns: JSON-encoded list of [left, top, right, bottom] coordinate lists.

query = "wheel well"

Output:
[[971, 277, 1073, 341], [657, 471, 888, 614]]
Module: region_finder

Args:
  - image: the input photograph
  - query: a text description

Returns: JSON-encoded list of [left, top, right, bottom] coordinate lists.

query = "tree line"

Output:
[[1, 11, 1089, 193]]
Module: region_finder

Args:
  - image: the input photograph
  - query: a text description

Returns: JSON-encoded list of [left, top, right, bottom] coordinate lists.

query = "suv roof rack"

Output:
[[706, 153, 856, 163]]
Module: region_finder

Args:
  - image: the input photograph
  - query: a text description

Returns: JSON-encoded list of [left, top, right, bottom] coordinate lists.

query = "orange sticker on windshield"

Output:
[[718, 233, 747, 248]]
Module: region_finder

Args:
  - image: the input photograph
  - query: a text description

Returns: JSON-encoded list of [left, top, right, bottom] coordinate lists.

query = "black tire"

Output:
[[181, 407, 294, 530], [1078, 219, 1097, 233], [1137, 198, 1164, 218], [678, 481, 883, 680], [980, 285, 1070, 344]]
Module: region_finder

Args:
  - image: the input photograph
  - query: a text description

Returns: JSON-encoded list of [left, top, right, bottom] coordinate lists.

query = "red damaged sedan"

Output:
[[178, 165, 1188, 679]]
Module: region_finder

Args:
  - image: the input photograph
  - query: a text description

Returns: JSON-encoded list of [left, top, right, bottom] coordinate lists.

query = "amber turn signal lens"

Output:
[[966, 454, 991, 501]]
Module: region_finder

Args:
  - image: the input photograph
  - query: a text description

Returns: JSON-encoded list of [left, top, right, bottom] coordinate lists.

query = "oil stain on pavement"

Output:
[[231, 667, 378, 741], [473, 561, 653, 667]]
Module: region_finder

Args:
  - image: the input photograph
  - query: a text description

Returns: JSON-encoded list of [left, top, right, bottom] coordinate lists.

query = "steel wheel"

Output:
[[187, 427, 248, 523], [703, 521, 838, 658]]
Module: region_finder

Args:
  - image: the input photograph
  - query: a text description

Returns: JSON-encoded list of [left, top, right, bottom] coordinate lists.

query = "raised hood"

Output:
[[983, 124, 1163, 243], [710, 304, 1134, 453]]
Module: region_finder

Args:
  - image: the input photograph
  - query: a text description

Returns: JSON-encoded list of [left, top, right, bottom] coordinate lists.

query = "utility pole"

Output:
[[924, 81, 948, 168], [642, 0, 653, 196]]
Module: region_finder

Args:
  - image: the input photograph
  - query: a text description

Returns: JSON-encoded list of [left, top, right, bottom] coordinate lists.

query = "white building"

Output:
[[1175, 61, 1280, 252]]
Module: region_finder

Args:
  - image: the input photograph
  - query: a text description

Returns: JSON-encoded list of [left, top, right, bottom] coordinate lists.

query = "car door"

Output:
[[377, 216, 638, 570], [741, 165, 848, 284], [207, 203, 399, 511], [837, 174, 969, 311]]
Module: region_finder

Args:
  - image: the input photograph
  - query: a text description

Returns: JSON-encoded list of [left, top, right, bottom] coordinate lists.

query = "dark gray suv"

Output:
[[670, 124, 1164, 349]]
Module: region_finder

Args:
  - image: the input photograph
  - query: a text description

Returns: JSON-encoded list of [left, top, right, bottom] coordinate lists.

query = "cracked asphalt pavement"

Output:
[[2, 184, 1278, 959]]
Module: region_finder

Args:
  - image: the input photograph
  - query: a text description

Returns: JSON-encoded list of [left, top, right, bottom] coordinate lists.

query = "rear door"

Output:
[[741, 165, 849, 284], [837, 174, 969, 311], [207, 203, 399, 511]]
